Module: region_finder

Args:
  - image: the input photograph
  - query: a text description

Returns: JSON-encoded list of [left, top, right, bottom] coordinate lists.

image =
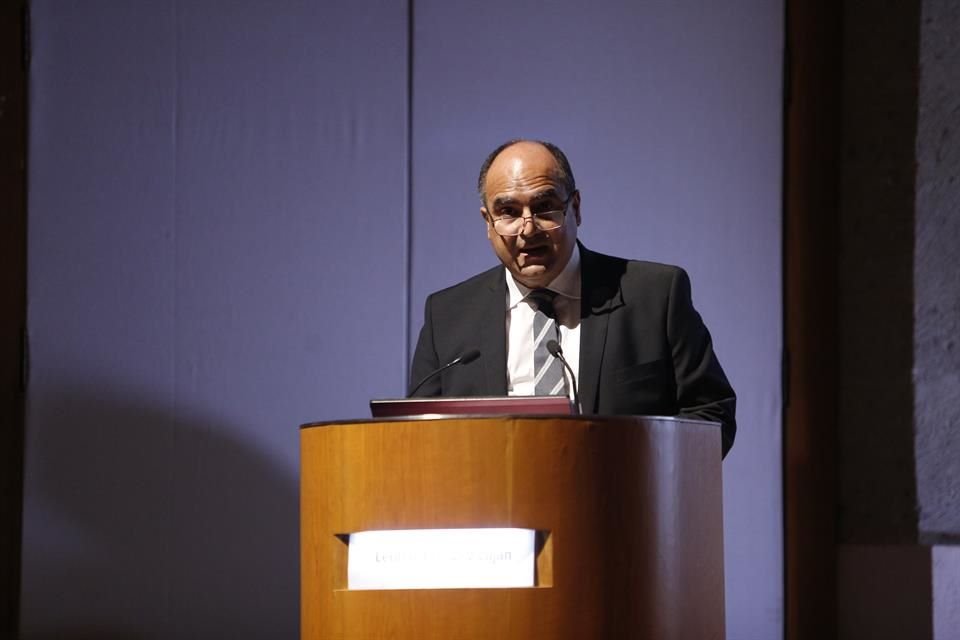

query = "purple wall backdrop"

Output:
[[22, 1, 782, 638], [23, 1, 407, 637]]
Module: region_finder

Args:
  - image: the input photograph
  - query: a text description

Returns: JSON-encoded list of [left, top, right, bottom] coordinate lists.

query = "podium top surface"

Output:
[[300, 413, 720, 430]]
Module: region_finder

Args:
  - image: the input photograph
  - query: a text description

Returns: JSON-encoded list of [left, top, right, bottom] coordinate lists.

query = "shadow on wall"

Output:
[[20, 381, 299, 639]]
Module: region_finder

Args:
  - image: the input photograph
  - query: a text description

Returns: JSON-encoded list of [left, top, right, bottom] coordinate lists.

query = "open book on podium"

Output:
[[370, 395, 574, 418]]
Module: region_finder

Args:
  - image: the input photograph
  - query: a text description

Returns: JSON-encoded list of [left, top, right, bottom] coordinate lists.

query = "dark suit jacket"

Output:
[[409, 243, 736, 456]]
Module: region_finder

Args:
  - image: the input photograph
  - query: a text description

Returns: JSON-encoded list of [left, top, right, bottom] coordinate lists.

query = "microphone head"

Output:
[[546, 340, 562, 357], [458, 349, 481, 365]]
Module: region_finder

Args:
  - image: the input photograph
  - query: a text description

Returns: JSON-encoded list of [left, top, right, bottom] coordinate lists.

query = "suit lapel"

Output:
[[578, 245, 624, 413], [477, 268, 508, 395]]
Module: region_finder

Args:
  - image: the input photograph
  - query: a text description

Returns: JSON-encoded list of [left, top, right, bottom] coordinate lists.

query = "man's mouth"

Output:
[[520, 245, 550, 259], [520, 244, 550, 256]]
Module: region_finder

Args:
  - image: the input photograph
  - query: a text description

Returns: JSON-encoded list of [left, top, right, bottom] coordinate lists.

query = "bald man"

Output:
[[409, 139, 736, 457]]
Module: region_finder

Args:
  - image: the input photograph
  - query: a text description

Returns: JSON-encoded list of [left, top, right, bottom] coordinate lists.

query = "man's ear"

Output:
[[572, 191, 582, 226], [481, 207, 494, 240]]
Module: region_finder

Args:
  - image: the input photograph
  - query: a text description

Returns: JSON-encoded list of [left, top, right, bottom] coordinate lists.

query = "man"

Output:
[[409, 140, 736, 457]]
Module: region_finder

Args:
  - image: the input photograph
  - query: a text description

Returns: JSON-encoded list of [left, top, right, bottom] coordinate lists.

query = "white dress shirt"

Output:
[[505, 244, 581, 399]]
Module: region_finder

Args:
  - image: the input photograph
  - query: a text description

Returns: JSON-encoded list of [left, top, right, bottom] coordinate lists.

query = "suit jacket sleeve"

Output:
[[666, 267, 737, 456], [409, 293, 441, 396]]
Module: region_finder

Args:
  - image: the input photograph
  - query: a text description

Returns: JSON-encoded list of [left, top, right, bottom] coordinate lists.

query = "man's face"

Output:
[[480, 142, 581, 289]]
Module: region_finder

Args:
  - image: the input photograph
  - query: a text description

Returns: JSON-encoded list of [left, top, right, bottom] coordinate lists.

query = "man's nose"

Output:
[[519, 210, 542, 237]]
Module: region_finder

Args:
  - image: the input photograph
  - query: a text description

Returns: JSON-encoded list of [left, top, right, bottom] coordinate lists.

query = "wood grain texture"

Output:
[[301, 416, 724, 639]]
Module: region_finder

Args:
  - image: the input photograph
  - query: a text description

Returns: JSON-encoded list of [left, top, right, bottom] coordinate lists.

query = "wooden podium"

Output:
[[301, 415, 725, 639]]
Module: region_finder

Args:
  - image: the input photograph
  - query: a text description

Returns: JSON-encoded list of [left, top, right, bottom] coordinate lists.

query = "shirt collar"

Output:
[[506, 243, 582, 310]]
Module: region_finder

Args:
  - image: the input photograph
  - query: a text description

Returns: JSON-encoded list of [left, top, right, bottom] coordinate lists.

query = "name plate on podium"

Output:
[[347, 528, 536, 590]]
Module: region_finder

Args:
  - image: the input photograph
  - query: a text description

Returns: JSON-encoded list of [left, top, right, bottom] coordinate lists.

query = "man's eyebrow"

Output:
[[491, 189, 562, 209], [491, 195, 520, 209]]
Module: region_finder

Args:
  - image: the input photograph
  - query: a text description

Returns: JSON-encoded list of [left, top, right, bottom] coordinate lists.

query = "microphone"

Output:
[[409, 349, 481, 396], [546, 339, 581, 415]]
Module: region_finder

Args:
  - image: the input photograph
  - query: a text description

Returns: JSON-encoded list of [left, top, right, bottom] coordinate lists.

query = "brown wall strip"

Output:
[[0, 0, 28, 634], [784, 0, 842, 637]]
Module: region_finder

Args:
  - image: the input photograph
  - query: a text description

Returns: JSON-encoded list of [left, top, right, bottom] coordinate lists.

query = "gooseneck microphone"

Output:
[[546, 339, 582, 415], [408, 349, 481, 396]]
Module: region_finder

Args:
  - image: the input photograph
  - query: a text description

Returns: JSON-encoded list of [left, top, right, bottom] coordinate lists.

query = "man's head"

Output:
[[478, 140, 581, 289]]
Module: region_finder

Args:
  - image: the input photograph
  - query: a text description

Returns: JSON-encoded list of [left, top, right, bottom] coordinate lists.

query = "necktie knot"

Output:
[[528, 288, 558, 319]]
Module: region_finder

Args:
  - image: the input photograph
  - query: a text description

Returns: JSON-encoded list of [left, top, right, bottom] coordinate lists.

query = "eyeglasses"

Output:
[[488, 192, 576, 237]]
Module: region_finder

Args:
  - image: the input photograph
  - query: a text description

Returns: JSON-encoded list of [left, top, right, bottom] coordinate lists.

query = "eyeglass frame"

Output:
[[485, 190, 578, 237]]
